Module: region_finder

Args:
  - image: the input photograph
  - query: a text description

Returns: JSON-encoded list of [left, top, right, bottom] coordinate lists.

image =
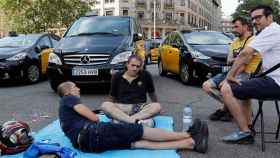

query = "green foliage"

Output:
[[232, 0, 280, 23], [0, 0, 94, 33]]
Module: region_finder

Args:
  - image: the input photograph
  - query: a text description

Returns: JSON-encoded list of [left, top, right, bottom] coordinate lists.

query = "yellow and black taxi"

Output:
[[150, 38, 162, 63], [47, 15, 145, 91], [158, 30, 232, 84], [0, 33, 60, 83], [145, 38, 162, 64]]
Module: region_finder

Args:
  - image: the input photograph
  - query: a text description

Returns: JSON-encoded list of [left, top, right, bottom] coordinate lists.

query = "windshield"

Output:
[[183, 32, 232, 45], [65, 17, 130, 37], [0, 35, 38, 47]]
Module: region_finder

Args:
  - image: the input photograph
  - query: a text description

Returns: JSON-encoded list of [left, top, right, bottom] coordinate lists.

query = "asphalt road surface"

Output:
[[0, 64, 279, 158]]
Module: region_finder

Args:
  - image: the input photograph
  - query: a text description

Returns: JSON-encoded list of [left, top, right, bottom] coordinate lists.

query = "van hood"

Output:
[[191, 44, 229, 58], [55, 35, 131, 54], [0, 47, 29, 60]]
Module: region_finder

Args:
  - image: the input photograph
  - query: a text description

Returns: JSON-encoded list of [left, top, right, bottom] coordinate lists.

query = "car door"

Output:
[[166, 33, 180, 74], [37, 35, 52, 75], [160, 36, 171, 70]]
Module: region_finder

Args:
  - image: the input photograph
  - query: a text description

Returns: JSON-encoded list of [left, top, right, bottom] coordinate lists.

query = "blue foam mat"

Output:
[[3, 115, 180, 158]]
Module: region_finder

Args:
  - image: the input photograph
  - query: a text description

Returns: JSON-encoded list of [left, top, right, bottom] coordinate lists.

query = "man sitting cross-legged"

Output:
[[57, 81, 209, 153], [101, 55, 161, 127]]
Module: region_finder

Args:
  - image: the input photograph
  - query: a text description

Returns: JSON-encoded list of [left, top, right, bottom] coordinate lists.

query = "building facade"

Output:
[[91, 0, 222, 39], [221, 17, 233, 33]]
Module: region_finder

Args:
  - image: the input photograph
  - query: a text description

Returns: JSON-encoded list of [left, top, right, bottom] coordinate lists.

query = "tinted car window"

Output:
[[0, 35, 38, 47], [38, 36, 51, 48], [65, 17, 130, 36], [50, 36, 59, 47], [183, 32, 232, 45]]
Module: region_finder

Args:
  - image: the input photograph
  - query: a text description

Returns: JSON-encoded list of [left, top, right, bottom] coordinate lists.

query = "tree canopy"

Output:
[[232, 0, 280, 23], [0, 0, 94, 33]]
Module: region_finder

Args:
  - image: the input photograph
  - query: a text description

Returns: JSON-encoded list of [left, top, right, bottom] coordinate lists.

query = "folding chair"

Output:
[[251, 63, 280, 151], [252, 99, 280, 151]]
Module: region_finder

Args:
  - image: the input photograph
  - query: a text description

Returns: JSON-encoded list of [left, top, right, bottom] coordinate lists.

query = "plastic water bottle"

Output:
[[183, 104, 192, 131]]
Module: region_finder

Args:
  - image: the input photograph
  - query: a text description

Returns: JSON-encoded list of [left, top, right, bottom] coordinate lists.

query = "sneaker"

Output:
[[187, 118, 202, 135], [222, 131, 254, 144], [209, 109, 227, 121], [191, 121, 209, 153], [220, 111, 232, 122], [137, 119, 155, 128]]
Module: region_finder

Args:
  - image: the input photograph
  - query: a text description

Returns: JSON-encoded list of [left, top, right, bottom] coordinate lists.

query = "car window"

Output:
[[65, 17, 130, 36], [50, 36, 59, 47], [163, 36, 171, 45], [38, 36, 51, 48], [183, 32, 232, 45], [0, 35, 38, 47], [173, 33, 183, 47]]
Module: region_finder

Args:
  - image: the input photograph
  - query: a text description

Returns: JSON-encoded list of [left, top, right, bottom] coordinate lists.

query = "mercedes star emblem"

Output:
[[80, 55, 90, 64]]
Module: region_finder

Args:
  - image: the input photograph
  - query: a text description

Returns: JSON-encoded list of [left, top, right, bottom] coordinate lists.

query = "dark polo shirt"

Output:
[[110, 70, 155, 104]]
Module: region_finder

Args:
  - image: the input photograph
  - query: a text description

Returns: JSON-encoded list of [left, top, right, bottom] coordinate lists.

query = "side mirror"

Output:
[[35, 46, 41, 53], [133, 33, 143, 41], [180, 45, 188, 51]]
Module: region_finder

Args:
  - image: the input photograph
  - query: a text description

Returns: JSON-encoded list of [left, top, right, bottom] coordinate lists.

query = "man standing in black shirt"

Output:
[[101, 55, 161, 127]]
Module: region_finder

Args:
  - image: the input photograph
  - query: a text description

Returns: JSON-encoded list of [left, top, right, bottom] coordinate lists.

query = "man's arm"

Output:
[[74, 104, 99, 122], [148, 92, 158, 102], [226, 46, 256, 82]]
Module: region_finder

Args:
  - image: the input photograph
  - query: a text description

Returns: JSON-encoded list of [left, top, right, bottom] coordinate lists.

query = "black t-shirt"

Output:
[[110, 70, 155, 104], [59, 95, 90, 146]]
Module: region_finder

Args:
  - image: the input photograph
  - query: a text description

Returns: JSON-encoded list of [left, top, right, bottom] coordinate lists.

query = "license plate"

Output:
[[72, 67, 98, 76], [222, 66, 231, 73]]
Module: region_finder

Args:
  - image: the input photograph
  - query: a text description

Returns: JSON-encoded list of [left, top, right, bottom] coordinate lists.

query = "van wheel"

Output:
[[158, 60, 167, 76], [25, 64, 40, 83], [180, 63, 193, 84]]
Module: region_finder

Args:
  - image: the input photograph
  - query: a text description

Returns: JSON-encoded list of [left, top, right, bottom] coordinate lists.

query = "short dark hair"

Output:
[[250, 5, 273, 17], [232, 16, 253, 31]]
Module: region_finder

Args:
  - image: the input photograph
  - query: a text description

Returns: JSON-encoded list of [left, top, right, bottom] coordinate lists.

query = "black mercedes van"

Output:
[[47, 16, 144, 91]]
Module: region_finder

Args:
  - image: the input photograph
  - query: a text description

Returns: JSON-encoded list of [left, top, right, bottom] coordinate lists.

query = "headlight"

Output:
[[48, 53, 62, 65], [191, 50, 210, 60], [6, 53, 27, 61], [110, 51, 132, 64]]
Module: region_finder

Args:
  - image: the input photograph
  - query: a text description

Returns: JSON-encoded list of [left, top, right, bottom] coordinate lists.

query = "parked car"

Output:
[[150, 38, 162, 63], [145, 38, 162, 64], [0, 33, 60, 83], [223, 32, 236, 40], [47, 15, 145, 91], [158, 30, 232, 84]]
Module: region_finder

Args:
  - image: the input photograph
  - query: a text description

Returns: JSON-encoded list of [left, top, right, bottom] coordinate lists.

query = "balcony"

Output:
[[135, 0, 146, 9], [150, 1, 161, 9], [164, 3, 174, 9]]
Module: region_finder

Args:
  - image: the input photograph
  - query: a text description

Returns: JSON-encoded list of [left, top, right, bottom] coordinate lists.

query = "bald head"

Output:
[[57, 81, 75, 97]]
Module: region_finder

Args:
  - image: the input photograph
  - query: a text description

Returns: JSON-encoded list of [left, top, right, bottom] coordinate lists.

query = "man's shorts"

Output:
[[210, 72, 250, 88], [230, 76, 280, 100], [115, 103, 149, 115], [78, 122, 143, 153]]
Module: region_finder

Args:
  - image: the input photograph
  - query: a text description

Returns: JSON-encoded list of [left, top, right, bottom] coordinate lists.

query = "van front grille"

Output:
[[63, 54, 111, 66]]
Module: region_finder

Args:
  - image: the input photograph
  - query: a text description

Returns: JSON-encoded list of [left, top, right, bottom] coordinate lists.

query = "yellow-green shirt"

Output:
[[229, 36, 262, 73]]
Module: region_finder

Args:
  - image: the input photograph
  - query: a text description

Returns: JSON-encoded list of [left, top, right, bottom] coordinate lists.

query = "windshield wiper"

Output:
[[68, 32, 122, 37]]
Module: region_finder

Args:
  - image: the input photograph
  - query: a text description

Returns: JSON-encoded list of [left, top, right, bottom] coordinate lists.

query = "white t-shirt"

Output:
[[249, 22, 280, 86]]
